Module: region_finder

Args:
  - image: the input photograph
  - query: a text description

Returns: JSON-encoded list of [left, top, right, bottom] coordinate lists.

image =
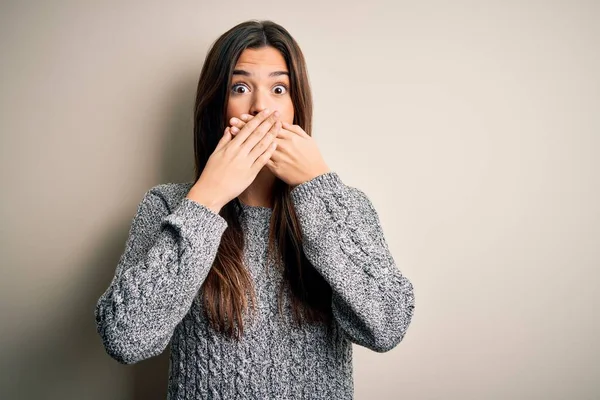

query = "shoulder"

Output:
[[142, 181, 195, 213]]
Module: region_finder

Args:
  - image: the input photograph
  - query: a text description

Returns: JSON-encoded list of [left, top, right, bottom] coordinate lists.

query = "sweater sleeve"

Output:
[[94, 187, 228, 364], [290, 172, 415, 352]]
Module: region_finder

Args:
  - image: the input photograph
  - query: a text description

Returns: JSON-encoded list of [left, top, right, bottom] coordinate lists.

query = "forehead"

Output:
[[234, 46, 288, 72]]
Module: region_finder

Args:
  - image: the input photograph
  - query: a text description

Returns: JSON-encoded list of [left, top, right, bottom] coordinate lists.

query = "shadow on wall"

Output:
[[130, 70, 199, 399], [0, 72, 199, 400], [0, 216, 134, 400]]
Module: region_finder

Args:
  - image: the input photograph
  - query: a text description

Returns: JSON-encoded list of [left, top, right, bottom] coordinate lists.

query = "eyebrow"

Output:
[[232, 69, 289, 78]]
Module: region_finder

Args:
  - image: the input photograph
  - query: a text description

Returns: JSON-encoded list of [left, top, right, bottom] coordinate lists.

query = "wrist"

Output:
[[186, 184, 225, 214]]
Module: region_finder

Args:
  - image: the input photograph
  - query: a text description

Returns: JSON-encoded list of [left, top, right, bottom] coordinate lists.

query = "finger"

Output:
[[228, 117, 247, 135], [248, 120, 281, 160], [271, 138, 288, 162], [215, 127, 232, 152], [282, 122, 310, 138], [240, 110, 280, 153], [231, 108, 273, 145], [265, 159, 277, 171], [229, 122, 246, 136], [274, 127, 295, 140], [266, 131, 291, 155], [229, 116, 244, 126], [251, 141, 278, 174]]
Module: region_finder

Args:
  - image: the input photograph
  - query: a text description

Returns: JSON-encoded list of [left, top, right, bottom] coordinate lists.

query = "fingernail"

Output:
[[264, 108, 270, 115], [274, 110, 280, 117], [230, 117, 239, 124], [231, 126, 239, 133]]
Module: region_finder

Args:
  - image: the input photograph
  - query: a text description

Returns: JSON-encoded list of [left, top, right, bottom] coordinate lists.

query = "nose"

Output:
[[248, 88, 273, 116]]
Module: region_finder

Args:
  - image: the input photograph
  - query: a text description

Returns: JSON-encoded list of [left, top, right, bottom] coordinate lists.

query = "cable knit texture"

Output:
[[94, 171, 415, 399]]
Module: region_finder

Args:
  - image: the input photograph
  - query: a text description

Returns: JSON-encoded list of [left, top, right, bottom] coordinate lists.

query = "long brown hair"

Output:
[[192, 20, 332, 339]]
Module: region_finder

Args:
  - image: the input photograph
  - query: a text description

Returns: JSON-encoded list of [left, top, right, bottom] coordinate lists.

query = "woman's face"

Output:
[[226, 46, 294, 126]]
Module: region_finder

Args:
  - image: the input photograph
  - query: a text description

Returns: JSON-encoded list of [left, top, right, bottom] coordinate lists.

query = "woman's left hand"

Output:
[[229, 114, 331, 187]]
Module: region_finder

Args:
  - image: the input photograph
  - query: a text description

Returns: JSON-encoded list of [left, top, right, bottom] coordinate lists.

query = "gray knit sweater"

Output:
[[94, 171, 415, 399]]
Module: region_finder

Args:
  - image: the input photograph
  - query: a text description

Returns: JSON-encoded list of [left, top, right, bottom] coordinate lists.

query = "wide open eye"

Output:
[[231, 83, 249, 94], [273, 84, 289, 95]]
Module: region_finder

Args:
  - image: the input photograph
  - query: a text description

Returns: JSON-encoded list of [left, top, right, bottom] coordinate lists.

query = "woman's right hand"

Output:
[[186, 109, 281, 213]]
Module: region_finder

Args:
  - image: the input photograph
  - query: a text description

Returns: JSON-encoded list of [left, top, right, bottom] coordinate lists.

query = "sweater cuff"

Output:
[[162, 197, 228, 245], [290, 171, 345, 205]]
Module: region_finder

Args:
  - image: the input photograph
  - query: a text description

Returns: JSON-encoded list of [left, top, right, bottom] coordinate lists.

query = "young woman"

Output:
[[95, 19, 415, 399]]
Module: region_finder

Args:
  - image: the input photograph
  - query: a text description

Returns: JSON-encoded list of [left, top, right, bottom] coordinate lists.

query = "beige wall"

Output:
[[1, 1, 599, 399]]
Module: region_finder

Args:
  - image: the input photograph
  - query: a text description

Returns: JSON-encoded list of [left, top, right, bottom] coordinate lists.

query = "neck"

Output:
[[237, 167, 276, 208]]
